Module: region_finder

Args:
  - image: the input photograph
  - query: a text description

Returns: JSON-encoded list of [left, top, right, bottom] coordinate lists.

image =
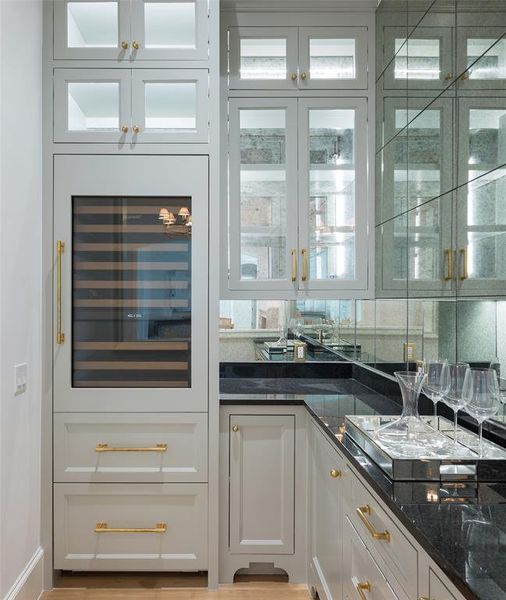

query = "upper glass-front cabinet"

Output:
[[54, 0, 208, 61], [54, 68, 208, 143], [383, 27, 454, 89], [228, 26, 368, 90], [227, 97, 370, 295], [457, 28, 506, 89], [54, 155, 208, 412]]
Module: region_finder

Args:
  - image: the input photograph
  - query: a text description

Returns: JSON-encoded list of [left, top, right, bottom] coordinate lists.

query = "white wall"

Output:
[[0, 1, 43, 597]]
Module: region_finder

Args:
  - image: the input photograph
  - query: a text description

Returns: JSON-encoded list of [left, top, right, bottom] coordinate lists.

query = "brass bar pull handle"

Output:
[[95, 443, 167, 453], [444, 248, 453, 281], [356, 505, 391, 542], [459, 247, 468, 280], [95, 522, 166, 534], [290, 249, 297, 282], [301, 248, 308, 282], [56, 240, 65, 344], [355, 581, 371, 600]]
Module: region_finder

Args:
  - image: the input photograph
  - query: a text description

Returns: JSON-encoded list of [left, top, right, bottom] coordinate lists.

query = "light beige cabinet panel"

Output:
[[309, 422, 345, 600], [429, 568, 461, 600], [229, 414, 295, 555], [54, 483, 207, 571], [342, 517, 400, 600], [54, 413, 207, 483]]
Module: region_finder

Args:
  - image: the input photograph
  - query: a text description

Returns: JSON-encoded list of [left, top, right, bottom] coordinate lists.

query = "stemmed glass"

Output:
[[422, 360, 451, 422], [442, 362, 470, 444], [462, 368, 502, 457]]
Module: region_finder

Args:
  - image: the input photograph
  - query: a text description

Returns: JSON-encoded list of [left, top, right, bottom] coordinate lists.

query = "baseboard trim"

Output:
[[3, 547, 44, 600]]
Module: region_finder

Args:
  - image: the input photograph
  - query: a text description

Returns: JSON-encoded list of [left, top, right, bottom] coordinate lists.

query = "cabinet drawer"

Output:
[[350, 474, 417, 599], [343, 517, 399, 600], [54, 413, 207, 483], [54, 483, 207, 571]]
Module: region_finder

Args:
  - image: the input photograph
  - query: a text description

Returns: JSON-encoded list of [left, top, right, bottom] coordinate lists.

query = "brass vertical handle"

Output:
[[56, 240, 65, 344], [443, 248, 453, 281], [459, 247, 468, 280], [301, 248, 308, 282], [290, 249, 297, 282], [355, 581, 371, 600]]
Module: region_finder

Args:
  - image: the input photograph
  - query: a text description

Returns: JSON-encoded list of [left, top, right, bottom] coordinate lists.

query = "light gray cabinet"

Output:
[[54, 0, 208, 61], [229, 414, 295, 554]]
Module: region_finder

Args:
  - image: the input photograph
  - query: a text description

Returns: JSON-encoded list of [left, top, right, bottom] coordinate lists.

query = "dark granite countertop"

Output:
[[220, 377, 506, 600]]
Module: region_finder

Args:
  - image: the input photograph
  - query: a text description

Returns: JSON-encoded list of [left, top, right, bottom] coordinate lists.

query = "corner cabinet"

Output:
[[53, 155, 208, 412], [54, 0, 208, 61], [226, 96, 371, 297]]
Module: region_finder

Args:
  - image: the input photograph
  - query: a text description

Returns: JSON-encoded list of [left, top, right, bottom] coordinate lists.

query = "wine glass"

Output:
[[462, 368, 501, 457], [442, 362, 470, 444], [422, 360, 451, 422]]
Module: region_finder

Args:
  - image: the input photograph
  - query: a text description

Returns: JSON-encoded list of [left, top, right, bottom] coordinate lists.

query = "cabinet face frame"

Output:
[[457, 27, 506, 91], [383, 26, 454, 90], [228, 27, 299, 90], [131, 69, 209, 143], [298, 26, 368, 90], [228, 97, 299, 292], [298, 97, 369, 291], [53, 155, 208, 412], [130, 0, 208, 61], [54, 68, 132, 143], [228, 414, 295, 555], [54, 0, 131, 61]]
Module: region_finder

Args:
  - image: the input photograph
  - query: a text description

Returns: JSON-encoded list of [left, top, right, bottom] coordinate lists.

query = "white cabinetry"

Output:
[[54, 0, 208, 61], [54, 68, 209, 143], [219, 405, 308, 583]]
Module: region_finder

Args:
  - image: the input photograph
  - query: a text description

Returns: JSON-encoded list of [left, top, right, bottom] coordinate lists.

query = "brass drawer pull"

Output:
[[355, 581, 371, 600], [330, 469, 341, 478], [95, 522, 166, 534], [95, 443, 167, 453], [56, 240, 65, 344], [356, 505, 391, 542]]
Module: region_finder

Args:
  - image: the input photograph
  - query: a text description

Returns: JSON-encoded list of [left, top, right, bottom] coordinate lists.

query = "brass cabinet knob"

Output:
[[132, 40, 140, 50], [300, 71, 307, 80], [460, 72, 470, 81], [330, 469, 341, 478], [444, 72, 452, 80], [232, 425, 239, 432], [291, 72, 298, 81], [132, 125, 141, 134], [121, 125, 129, 133], [120, 41, 129, 50]]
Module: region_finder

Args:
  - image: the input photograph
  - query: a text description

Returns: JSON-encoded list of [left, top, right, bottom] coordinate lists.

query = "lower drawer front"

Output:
[[54, 483, 207, 571], [54, 413, 207, 483], [343, 517, 398, 600], [350, 474, 417, 599]]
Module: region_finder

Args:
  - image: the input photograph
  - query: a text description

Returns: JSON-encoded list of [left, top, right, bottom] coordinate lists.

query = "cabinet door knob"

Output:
[[291, 72, 298, 81], [121, 125, 129, 133], [132, 40, 140, 50], [444, 72, 453, 81], [232, 425, 239, 432], [300, 71, 307, 80], [330, 469, 341, 478], [120, 41, 129, 50], [460, 72, 470, 81], [133, 125, 141, 134]]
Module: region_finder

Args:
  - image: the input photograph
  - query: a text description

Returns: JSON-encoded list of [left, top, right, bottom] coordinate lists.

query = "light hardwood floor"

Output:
[[41, 582, 311, 599]]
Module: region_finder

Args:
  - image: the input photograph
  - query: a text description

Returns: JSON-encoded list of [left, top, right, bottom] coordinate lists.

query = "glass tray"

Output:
[[345, 415, 506, 482]]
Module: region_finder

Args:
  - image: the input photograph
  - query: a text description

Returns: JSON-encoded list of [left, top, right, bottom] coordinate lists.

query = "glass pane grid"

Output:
[[72, 196, 192, 388]]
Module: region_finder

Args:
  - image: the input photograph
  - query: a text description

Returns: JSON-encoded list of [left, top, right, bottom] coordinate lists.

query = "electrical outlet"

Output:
[[15, 363, 28, 395], [403, 343, 416, 362]]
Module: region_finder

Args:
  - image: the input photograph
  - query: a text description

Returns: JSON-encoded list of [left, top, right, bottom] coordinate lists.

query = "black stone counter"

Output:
[[220, 378, 506, 600]]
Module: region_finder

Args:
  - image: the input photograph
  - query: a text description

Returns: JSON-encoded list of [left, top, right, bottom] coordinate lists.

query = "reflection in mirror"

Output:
[[394, 37, 440, 80], [467, 37, 506, 80]]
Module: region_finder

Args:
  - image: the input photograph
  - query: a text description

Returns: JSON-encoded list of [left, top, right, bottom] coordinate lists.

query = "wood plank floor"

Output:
[[41, 583, 311, 600]]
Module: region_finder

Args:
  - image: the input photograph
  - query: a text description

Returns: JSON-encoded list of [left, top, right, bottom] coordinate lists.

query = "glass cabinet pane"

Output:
[[240, 38, 287, 80], [145, 82, 196, 129], [67, 82, 119, 131], [67, 1, 118, 49], [467, 37, 506, 80], [308, 108, 356, 281], [395, 38, 440, 80], [309, 38, 355, 79], [72, 196, 192, 388], [467, 107, 506, 175], [144, 2, 196, 49], [238, 109, 288, 281]]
